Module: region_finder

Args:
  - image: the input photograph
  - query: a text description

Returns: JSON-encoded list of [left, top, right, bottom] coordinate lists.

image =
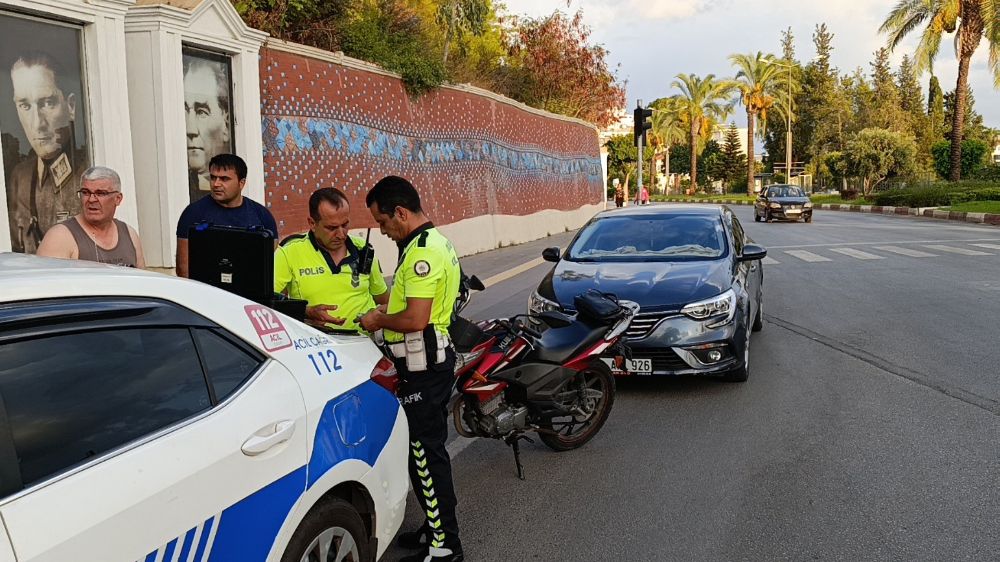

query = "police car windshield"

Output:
[[567, 215, 726, 262]]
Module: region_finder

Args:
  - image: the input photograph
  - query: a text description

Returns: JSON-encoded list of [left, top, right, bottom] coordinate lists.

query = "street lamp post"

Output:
[[785, 63, 792, 184]]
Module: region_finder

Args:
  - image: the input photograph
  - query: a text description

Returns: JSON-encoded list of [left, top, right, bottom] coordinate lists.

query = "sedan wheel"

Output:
[[282, 499, 371, 562], [752, 295, 764, 332]]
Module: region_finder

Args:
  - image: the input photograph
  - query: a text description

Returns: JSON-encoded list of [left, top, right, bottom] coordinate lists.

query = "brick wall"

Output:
[[259, 44, 603, 238]]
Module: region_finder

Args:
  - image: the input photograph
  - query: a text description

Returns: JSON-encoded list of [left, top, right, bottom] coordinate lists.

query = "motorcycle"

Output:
[[372, 274, 639, 479]]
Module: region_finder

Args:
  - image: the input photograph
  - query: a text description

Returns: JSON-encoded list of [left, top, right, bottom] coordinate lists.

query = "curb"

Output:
[[655, 198, 1000, 227]]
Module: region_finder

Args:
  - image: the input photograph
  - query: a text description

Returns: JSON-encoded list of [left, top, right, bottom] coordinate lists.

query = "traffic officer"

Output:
[[275, 187, 388, 333], [358, 176, 463, 562]]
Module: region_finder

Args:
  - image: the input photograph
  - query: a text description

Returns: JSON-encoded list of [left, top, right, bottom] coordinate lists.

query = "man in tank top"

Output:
[[36, 166, 145, 268]]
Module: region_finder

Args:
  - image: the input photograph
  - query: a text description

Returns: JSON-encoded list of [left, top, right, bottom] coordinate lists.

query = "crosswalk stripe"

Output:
[[828, 247, 884, 260], [872, 245, 937, 258], [922, 245, 993, 256], [761, 256, 780, 265], [784, 250, 831, 262], [969, 243, 1000, 250]]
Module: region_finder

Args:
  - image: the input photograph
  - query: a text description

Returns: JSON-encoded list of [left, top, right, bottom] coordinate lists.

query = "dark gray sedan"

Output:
[[528, 205, 766, 382], [754, 184, 813, 222]]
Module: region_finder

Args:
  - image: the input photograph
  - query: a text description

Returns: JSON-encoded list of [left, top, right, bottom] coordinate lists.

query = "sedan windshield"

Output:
[[568, 214, 727, 261], [767, 186, 805, 197]]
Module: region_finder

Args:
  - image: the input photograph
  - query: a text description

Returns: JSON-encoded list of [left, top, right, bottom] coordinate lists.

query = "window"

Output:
[[0, 328, 211, 486], [731, 216, 746, 254], [193, 329, 263, 401], [568, 215, 727, 261]]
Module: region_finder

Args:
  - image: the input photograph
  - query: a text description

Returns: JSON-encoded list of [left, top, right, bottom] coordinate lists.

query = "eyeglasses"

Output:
[[77, 189, 120, 199]]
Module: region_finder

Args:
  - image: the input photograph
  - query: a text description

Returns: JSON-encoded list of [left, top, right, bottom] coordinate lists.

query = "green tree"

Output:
[[927, 75, 947, 138], [670, 73, 735, 187], [869, 48, 910, 132], [845, 128, 918, 196], [931, 139, 989, 177], [880, 0, 1000, 181], [720, 122, 748, 191], [605, 134, 651, 193], [437, 0, 489, 65], [730, 52, 791, 193], [793, 23, 848, 181], [897, 55, 935, 170]]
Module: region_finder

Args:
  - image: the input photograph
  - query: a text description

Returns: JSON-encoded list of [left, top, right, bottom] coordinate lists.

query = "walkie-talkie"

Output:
[[357, 228, 375, 275]]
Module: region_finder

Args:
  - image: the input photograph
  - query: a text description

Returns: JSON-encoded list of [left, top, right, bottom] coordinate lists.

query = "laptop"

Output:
[[188, 223, 275, 305]]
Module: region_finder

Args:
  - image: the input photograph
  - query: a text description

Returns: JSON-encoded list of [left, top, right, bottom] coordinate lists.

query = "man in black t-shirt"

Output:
[[175, 153, 276, 277]]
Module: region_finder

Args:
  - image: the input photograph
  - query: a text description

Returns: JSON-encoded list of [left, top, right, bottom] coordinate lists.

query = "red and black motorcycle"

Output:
[[371, 275, 639, 478]]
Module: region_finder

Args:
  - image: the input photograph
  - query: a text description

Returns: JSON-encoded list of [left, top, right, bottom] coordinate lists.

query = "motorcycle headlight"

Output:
[[681, 289, 736, 327], [528, 291, 561, 315], [769, 202, 782, 209]]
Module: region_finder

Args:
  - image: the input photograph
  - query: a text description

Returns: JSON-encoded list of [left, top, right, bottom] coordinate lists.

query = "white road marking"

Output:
[[481, 257, 546, 288], [761, 256, 780, 265], [446, 436, 477, 458], [873, 245, 937, 258], [829, 247, 884, 260], [922, 245, 993, 256], [766, 237, 1000, 250], [784, 250, 831, 262], [969, 243, 1000, 250]]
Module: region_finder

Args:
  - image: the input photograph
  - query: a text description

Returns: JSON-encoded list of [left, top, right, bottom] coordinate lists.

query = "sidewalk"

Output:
[[655, 197, 1000, 226]]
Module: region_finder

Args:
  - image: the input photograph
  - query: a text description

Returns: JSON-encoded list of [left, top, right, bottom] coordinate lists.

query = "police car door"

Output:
[[0, 298, 309, 562]]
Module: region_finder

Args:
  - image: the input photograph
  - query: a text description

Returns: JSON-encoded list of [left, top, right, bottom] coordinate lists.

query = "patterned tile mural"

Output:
[[259, 48, 603, 237]]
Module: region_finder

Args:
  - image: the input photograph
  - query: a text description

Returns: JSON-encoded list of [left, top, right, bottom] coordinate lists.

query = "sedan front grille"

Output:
[[630, 349, 690, 372], [625, 311, 680, 339]]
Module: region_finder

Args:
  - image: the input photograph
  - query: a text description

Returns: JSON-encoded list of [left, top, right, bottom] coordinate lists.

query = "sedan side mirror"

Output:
[[738, 244, 767, 262], [542, 247, 561, 263]]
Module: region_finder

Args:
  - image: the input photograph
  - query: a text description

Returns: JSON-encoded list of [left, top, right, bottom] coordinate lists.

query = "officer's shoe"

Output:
[[398, 546, 464, 562], [396, 527, 430, 550]]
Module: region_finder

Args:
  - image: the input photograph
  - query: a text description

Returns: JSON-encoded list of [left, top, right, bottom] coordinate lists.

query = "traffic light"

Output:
[[633, 105, 653, 146]]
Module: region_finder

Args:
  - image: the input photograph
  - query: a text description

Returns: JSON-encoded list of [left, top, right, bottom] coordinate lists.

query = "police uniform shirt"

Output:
[[274, 232, 387, 333], [384, 222, 460, 344]]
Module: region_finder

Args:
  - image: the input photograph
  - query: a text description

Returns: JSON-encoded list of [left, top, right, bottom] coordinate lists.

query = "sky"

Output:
[[500, 0, 999, 129]]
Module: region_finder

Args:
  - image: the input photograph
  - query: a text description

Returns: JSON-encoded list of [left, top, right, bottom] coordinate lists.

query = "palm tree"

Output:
[[730, 52, 792, 193], [880, 0, 1000, 181], [648, 97, 686, 194], [670, 74, 735, 187]]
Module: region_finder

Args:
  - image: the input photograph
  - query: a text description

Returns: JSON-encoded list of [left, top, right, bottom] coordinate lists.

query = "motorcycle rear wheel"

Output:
[[539, 359, 616, 452]]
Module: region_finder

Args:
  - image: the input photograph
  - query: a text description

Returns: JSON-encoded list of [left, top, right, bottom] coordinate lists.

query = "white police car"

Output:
[[0, 254, 408, 562]]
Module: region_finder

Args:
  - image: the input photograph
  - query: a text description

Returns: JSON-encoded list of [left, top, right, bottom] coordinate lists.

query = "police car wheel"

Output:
[[282, 498, 372, 562]]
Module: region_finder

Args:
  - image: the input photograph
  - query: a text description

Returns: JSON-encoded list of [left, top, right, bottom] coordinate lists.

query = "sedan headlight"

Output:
[[528, 291, 561, 315], [681, 289, 736, 327], [769, 202, 782, 209], [804, 201, 813, 208]]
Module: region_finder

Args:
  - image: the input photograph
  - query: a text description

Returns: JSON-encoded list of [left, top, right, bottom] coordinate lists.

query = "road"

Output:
[[384, 205, 1000, 562]]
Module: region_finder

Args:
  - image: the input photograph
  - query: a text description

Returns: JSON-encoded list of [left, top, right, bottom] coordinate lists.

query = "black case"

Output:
[[188, 223, 274, 305], [574, 290, 622, 325]]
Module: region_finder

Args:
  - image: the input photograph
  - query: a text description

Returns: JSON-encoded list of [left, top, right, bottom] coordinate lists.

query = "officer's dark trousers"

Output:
[[394, 350, 461, 552]]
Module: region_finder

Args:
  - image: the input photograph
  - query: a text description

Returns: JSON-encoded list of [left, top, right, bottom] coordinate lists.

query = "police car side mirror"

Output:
[[542, 247, 561, 263]]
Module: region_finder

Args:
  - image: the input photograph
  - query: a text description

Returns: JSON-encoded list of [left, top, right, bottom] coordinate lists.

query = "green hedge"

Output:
[[872, 181, 1000, 207]]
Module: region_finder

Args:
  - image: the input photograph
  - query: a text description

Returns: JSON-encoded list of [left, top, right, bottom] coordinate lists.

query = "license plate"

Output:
[[602, 357, 652, 375]]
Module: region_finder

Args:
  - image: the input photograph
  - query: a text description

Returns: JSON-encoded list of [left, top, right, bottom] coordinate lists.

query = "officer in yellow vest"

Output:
[[358, 176, 463, 562], [274, 188, 388, 334]]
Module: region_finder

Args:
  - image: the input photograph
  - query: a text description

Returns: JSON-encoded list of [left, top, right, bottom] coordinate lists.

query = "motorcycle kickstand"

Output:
[[504, 434, 533, 480]]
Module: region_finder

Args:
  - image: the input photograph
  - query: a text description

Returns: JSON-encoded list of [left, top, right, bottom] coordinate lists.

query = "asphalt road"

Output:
[[384, 205, 1000, 562]]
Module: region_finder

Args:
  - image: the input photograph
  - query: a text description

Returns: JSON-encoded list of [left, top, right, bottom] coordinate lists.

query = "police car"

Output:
[[0, 254, 408, 562]]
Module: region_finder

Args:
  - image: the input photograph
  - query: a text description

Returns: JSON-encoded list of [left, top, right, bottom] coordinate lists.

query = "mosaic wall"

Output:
[[259, 47, 603, 237]]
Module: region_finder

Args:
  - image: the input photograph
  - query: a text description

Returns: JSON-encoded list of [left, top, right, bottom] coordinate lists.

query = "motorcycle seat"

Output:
[[527, 321, 609, 364]]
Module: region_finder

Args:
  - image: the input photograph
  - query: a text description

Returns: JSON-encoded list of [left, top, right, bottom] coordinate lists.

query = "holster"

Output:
[[388, 325, 449, 372]]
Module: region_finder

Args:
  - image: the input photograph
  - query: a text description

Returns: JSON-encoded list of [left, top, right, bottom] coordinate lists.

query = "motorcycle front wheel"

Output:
[[539, 359, 616, 451]]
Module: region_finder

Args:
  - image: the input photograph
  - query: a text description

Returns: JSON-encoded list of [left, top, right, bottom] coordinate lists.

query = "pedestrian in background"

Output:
[[614, 183, 624, 207], [640, 185, 650, 205], [37, 166, 145, 268]]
